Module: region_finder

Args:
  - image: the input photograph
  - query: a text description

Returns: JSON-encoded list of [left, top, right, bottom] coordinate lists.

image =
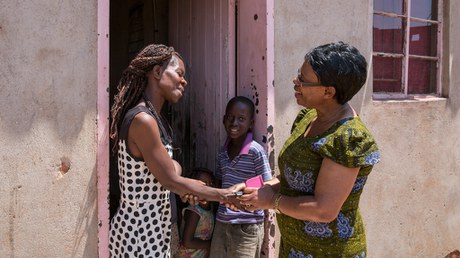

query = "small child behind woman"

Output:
[[175, 168, 216, 258]]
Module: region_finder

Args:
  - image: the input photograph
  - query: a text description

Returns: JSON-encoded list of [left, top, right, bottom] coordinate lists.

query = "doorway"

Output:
[[104, 0, 236, 256], [108, 0, 172, 219], [108, 0, 235, 213], [99, 0, 277, 257]]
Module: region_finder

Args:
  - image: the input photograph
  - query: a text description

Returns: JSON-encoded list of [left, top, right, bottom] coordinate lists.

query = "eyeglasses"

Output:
[[295, 69, 323, 87]]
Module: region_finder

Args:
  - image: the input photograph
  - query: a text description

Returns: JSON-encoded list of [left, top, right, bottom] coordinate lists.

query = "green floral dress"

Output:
[[277, 108, 380, 258]]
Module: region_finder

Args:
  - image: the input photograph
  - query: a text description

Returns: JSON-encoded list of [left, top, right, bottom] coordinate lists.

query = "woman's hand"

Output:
[[180, 179, 206, 205], [238, 185, 276, 212], [227, 182, 246, 195], [181, 181, 246, 206], [220, 182, 246, 210]]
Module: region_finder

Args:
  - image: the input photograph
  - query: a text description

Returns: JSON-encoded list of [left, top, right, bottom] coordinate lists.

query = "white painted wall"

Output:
[[274, 1, 459, 257], [0, 1, 98, 257]]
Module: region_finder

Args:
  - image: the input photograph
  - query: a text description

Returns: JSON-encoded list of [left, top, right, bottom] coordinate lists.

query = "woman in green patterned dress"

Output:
[[238, 42, 380, 257]]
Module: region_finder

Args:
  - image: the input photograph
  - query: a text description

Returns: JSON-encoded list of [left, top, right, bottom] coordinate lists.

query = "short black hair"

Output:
[[189, 167, 214, 180], [304, 41, 368, 104], [225, 96, 255, 118]]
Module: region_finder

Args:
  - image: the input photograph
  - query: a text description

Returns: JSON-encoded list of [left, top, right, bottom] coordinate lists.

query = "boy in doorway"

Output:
[[209, 96, 272, 258]]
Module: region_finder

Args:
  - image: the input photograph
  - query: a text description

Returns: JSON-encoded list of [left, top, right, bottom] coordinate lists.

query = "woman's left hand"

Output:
[[238, 185, 276, 212]]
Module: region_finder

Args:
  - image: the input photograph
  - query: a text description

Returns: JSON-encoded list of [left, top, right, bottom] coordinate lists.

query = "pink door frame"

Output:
[[237, 1, 275, 150], [96, 0, 275, 257], [96, 0, 110, 257], [237, 0, 275, 257]]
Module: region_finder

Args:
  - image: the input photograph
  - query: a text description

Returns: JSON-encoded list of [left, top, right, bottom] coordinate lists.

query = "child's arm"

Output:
[[263, 176, 280, 188], [181, 210, 211, 250], [252, 145, 274, 182]]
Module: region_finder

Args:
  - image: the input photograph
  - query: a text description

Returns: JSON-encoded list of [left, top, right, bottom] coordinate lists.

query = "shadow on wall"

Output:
[[446, 51, 460, 118], [71, 165, 98, 257], [0, 46, 96, 143]]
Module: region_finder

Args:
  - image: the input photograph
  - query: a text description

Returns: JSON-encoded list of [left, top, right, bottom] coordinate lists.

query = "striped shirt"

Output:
[[215, 132, 272, 224]]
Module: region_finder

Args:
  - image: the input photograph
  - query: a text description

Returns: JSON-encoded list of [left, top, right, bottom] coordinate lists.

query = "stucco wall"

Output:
[[1, 0, 458, 257], [274, 1, 459, 257], [0, 1, 99, 257]]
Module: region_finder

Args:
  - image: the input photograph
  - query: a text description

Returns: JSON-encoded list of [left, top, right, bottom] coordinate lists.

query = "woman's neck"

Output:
[[304, 103, 355, 138], [144, 88, 164, 112], [315, 102, 353, 124]]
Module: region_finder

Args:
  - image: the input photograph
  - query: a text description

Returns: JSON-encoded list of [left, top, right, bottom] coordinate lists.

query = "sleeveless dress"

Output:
[[109, 106, 174, 258], [175, 205, 215, 258], [277, 108, 380, 258]]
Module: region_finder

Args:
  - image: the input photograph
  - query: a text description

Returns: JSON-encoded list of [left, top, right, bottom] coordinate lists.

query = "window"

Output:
[[373, 0, 443, 99]]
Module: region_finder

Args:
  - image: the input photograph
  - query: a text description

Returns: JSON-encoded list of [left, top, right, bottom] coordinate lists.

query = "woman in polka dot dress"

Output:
[[109, 44, 240, 258]]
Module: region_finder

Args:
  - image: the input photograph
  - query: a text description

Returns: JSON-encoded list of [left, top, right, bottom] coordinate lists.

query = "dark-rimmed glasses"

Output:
[[295, 69, 323, 87]]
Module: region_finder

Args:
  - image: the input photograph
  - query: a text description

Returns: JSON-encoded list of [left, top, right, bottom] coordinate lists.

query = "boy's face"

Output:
[[223, 101, 254, 140]]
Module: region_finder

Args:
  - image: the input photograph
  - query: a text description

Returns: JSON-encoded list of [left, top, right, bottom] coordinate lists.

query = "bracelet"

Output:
[[273, 193, 282, 214]]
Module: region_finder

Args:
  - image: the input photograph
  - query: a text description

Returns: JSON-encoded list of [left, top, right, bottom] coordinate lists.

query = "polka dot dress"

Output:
[[109, 140, 172, 258]]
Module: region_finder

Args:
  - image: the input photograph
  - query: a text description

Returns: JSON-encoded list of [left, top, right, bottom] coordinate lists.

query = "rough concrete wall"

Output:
[[0, 1, 99, 257], [361, 1, 460, 256], [274, 1, 459, 257], [274, 0, 372, 145]]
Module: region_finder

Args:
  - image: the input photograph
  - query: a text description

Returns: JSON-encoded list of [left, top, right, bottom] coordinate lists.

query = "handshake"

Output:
[[224, 175, 264, 197], [180, 175, 267, 211], [222, 175, 266, 212]]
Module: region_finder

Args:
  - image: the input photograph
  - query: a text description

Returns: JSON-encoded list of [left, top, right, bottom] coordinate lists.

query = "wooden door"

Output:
[[169, 0, 236, 173], [169, 1, 276, 257]]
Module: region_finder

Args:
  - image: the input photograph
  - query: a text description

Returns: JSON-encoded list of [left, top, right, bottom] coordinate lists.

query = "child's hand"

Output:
[[181, 193, 208, 206], [180, 193, 201, 205]]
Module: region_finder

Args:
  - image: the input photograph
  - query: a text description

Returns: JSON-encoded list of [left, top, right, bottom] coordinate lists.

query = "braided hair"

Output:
[[110, 44, 182, 153]]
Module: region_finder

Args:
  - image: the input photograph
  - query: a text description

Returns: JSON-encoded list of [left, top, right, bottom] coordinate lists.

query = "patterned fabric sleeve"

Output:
[[290, 108, 311, 133], [316, 122, 381, 168]]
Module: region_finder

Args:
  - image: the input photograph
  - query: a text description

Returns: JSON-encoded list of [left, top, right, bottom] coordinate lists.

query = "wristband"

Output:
[[274, 193, 282, 214]]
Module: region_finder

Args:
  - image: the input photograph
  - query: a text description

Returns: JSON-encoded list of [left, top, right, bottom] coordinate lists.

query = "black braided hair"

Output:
[[110, 44, 182, 153]]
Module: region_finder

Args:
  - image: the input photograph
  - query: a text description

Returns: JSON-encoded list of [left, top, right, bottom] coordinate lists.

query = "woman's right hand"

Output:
[[238, 184, 276, 211], [220, 183, 246, 210], [180, 179, 206, 205]]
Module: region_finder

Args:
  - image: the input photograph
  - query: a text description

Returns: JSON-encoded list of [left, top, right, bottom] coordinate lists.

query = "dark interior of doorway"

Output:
[[109, 0, 173, 219]]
